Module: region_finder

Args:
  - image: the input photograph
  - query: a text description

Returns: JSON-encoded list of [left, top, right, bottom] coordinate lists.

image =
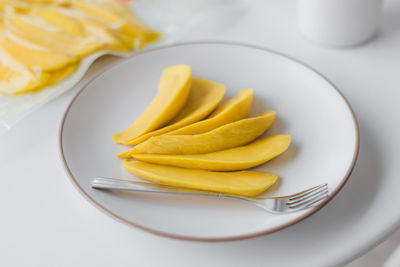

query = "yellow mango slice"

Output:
[[131, 135, 291, 171], [112, 65, 192, 145], [0, 63, 50, 95], [0, 0, 160, 95], [130, 78, 225, 144], [30, 6, 85, 37], [50, 6, 131, 51], [5, 11, 104, 58], [46, 63, 78, 86], [18, 0, 54, 4], [12, 64, 78, 95], [0, 0, 30, 11], [54, 5, 138, 50], [71, 0, 161, 49], [119, 110, 276, 156], [82, 20, 129, 52], [0, 32, 75, 71], [0, 47, 50, 95], [167, 88, 253, 136], [71, 0, 130, 25], [123, 160, 278, 197]]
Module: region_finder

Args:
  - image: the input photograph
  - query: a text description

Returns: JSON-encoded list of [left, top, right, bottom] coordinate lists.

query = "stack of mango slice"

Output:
[[113, 65, 291, 197], [0, 0, 160, 95]]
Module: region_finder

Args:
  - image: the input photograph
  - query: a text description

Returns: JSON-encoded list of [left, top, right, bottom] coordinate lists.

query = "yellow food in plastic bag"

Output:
[[0, 0, 160, 95]]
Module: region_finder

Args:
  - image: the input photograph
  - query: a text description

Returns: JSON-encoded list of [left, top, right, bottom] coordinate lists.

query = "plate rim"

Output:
[[59, 41, 360, 242]]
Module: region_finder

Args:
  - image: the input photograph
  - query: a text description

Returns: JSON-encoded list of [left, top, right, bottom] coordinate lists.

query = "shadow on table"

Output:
[[374, 5, 400, 43]]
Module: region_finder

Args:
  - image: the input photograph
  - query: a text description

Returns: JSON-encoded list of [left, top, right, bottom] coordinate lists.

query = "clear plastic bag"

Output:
[[0, 0, 248, 134], [0, 51, 126, 134]]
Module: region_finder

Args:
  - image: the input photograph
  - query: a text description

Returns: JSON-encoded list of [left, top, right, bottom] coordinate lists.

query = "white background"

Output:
[[1, 0, 399, 266]]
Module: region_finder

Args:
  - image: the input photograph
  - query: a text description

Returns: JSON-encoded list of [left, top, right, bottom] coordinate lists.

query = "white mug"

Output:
[[298, 0, 383, 47]]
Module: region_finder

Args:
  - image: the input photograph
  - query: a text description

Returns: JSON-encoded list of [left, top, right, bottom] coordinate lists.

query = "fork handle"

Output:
[[92, 177, 253, 201]]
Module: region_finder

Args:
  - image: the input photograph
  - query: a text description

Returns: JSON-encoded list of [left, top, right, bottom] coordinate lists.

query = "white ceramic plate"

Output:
[[60, 42, 359, 241]]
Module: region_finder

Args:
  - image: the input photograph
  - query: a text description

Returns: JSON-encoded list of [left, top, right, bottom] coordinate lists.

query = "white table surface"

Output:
[[350, 228, 400, 267], [1, 0, 399, 266]]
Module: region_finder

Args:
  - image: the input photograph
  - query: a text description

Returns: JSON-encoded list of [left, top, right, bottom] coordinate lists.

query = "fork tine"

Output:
[[288, 189, 329, 209], [288, 183, 328, 201], [287, 187, 328, 205], [302, 194, 328, 209]]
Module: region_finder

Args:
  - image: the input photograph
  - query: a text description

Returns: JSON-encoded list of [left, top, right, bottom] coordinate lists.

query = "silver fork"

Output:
[[92, 177, 329, 214]]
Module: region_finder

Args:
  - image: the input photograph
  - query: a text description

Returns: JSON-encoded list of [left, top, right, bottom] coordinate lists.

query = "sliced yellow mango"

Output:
[[0, 63, 50, 95], [130, 78, 225, 144], [18, 0, 53, 4], [12, 64, 78, 95], [5, 11, 104, 58], [167, 88, 253, 136], [123, 160, 278, 197], [0, 0, 30, 11], [55, 5, 136, 50], [82, 20, 129, 52], [71, 0, 130, 25], [120, 110, 276, 156], [71, 0, 161, 48], [0, 47, 50, 95], [131, 135, 291, 171], [0, 0, 160, 95], [112, 65, 192, 145], [46, 63, 78, 86], [0, 32, 75, 71], [10, 63, 78, 95], [51, 7, 130, 51], [30, 6, 85, 37]]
